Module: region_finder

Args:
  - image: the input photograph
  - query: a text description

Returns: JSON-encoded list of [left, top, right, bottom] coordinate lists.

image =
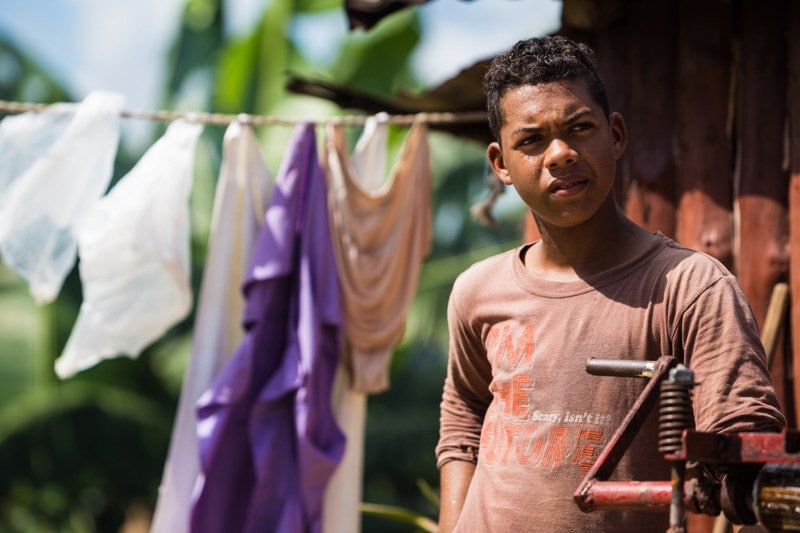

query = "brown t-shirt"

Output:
[[436, 233, 785, 532]]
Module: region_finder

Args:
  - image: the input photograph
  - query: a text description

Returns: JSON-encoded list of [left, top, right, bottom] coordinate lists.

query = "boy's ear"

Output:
[[610, 112, 628, 159], [487, 142, 512, 185]]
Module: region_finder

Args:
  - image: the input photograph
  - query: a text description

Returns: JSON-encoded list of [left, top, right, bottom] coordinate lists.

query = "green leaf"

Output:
[[294, 0, 343, 13], [416, 478, 440, 509], [214, 32, 260, 112], [360, 502, 438, 532], [214, 0, 316, 116], [254, 0, 293, 114], [0, 382, 171, 445], [330, 8, 421, 95]]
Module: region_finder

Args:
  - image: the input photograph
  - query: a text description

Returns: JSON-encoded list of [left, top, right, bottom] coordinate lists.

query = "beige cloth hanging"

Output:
[[323, 119, 433, 394]]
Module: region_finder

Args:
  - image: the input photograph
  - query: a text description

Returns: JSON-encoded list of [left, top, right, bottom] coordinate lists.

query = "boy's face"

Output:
[[487, 79, 627, 230]]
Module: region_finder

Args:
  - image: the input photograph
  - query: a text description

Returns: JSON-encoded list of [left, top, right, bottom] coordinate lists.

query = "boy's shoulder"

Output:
[[451, 246, 522, 296], [460, 246, 520, 278], [656, 235, 734, 279], [448, 246, 522, 313]]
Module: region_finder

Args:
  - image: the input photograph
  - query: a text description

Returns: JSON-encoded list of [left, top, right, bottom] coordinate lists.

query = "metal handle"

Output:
[[586, 358, 656, 378]]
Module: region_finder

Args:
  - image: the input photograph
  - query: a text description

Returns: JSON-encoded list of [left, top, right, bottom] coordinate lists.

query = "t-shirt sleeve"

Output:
[[435, 277, 494, 468], [679, 273, 786, 434]]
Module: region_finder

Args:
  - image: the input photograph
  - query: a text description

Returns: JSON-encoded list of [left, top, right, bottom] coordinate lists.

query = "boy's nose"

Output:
[[545, 138, 578, 169]]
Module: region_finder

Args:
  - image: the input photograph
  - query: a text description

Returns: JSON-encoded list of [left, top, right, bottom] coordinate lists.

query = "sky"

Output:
[[0, 0, 560, 107], [0, 0, 186, 112]]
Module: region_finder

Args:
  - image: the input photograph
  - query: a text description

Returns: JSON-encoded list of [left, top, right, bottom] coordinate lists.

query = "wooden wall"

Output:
[[526, 0, 797, 426]]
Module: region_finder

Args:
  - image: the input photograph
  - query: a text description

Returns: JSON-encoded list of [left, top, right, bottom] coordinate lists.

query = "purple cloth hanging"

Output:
[[191, 124, 345, 533]]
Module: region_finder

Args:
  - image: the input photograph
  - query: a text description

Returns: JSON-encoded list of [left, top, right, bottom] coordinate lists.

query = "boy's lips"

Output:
[[549, 178, 588, 195]]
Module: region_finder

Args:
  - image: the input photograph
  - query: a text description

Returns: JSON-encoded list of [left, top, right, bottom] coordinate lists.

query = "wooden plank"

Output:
[[674, 0, 734, 268], [735, 0, 790, 416], [788, 0, 800, 426], [561, 0, 627, 31], [624, 0, 678, 236], [523, 211, 540, 243], [593, 18, 632, 206]]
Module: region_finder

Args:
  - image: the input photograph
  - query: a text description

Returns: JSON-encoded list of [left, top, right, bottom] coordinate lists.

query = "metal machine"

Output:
[[574, 355, 800, 532]]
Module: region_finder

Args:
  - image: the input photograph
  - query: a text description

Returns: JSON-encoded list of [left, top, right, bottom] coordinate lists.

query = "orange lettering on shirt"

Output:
[[517, 426, 547, 463], [493, 379, 510, 413], [510, 374, 533, 417], [500, 422, 522, 466], [486, 323, 535, 369], [540, 427, 569, 469], [485, 323, 510, 367], [482, 421, 500, 465], [491, 375, 533, 417], [572, 428, 604, 472], [485, 324, 501, 356], [515, 425, 542, 465], [482, 424, 606, 471]]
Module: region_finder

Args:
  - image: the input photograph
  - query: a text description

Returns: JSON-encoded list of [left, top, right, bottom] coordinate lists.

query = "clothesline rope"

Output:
[[0, 99, 487, 126]]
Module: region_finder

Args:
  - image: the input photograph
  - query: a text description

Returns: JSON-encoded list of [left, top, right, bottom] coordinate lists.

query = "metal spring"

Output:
[[658, 381, 694, 455]]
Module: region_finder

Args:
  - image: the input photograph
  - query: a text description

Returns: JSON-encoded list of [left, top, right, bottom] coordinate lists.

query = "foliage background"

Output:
[[0, 1, 535, 530]]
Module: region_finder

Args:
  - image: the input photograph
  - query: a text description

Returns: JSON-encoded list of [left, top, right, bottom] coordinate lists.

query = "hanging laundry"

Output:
[[350, 112, 390, 191], [191, 124, 344, 533], [0, 91, 125, 304], [321, 113, 390, 533], [323, 120, 433, 394], [321, 366, 367, 533], [0, 105, 74, 199], [150, 121, 272, 533], [55, 119, 203, 379]]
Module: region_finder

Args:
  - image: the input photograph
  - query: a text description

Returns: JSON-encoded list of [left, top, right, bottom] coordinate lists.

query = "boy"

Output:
[[435, 35, 785, 532]]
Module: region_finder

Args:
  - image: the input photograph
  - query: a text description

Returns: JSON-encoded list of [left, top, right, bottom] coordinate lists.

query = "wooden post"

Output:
[[623, 0, 677, 236], [593, 18, 631, 206], [735, 0, 790, 415], [787, 0, 800, 425], [674, 0, 734, 269]]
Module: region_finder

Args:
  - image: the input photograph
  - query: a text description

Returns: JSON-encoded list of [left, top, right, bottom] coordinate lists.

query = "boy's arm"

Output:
[[438, 460, 476, 533], [683, 275, 786, 433], [436, 273, 494, 530]]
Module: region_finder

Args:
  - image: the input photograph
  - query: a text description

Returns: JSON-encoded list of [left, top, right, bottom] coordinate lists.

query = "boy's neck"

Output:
[[524, 206, 654, 282]]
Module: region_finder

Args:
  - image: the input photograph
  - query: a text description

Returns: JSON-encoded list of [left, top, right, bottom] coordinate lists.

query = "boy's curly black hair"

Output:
[[483, 35, 610, 142]]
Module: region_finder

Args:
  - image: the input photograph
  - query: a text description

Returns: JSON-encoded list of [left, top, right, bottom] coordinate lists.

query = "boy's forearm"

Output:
[[438, 459, 476, 533]]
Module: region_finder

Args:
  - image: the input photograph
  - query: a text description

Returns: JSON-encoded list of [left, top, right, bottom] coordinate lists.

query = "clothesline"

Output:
[[0, 94, 443, 530], [0, 99, 487, 126]]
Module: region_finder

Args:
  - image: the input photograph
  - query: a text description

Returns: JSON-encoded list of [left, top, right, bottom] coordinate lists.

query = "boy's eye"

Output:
[[571, 122, 593, 132], [520, 134, 543, 146]]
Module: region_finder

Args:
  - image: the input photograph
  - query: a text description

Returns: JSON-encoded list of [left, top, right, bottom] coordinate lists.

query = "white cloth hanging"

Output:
[[322, 368, 368, 533], [0, 91, 125, 303], [55, 119, 203, 379], [350, 112, 390, 191], [150, 120, 272, 533]]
